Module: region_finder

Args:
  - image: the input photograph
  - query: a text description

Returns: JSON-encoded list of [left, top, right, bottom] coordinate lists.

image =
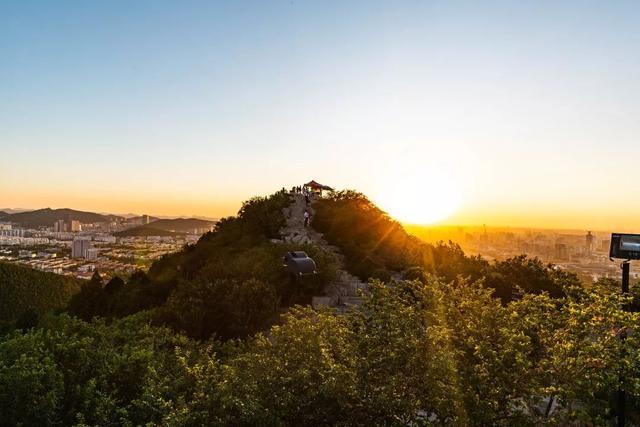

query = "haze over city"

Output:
[[2, 1, 639, 230]]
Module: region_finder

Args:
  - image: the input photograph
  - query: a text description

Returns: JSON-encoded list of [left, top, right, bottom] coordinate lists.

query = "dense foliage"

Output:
[[312, 191, 568, 301], [2, 278, 639, 425], [0, 262, 81, 333], [0, 313, 197, 426], [3, 189, 640, 425], [67, 190, 340, 340], [312, 190, 444, 279]]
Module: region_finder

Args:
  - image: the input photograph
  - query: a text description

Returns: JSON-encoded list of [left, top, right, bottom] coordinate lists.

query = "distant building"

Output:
[[69, 220, 81, 232], [54, 219, 67, 232], [601, 239, 611, 253], [0, 228, 25, 237], [585, 231, 594, 255], [142, 214, 150, 224], [72, 238, 92, 258], [191, 226, 214, 235], [555, 243, 568, 260], [85, 247, 99, 260], [95, 234, 117, 244], [18, 250, 34, 258]]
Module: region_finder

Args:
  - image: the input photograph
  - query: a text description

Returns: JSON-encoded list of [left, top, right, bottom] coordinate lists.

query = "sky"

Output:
[[1, 1, 639, 230]]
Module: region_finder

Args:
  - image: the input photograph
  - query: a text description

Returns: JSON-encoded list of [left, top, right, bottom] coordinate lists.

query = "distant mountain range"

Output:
[[0, 208, 219, 231], [0, 208, 33, 215], [114, 227, 181, 237], [0, 208, 124, 228], [128, 215, 161, 223], [114, 218, 216, 237], [112, 213, 217, 221]]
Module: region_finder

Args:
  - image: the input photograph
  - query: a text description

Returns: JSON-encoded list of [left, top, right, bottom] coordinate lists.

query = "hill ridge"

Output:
[[3, 208, 123, 228], [114, 217, 216, 236]]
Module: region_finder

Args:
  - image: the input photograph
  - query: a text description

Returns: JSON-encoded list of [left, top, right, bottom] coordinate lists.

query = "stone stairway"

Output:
[[279, 193, 367, 311]]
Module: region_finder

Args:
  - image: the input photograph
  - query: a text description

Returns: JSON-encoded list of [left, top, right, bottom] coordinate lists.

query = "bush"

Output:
[[0, 313, 202, 426], [157, 278, 279, 340]]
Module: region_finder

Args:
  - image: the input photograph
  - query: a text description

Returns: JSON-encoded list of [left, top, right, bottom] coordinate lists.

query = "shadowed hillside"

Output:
[[114, 218, 216, 237], [113, 227, 181, 237], [0, 262, 81, 332]]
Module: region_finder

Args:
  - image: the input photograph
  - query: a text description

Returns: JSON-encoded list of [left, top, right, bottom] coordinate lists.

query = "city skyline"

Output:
[[2, 1, 640, 230]]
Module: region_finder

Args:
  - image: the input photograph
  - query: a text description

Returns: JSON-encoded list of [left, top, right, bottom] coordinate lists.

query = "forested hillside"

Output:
[[0, 262, 81, 333], [1, 189, 640, 425], [113, 227, 181, 237], [114, 217, 216, 237], [67, 190, 340, 339], [313, 191, 572, 302]]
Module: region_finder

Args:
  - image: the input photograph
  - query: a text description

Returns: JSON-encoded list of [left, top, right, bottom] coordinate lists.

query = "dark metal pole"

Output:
[[622, 261, 630, 294], [618, 261, 630, 427]]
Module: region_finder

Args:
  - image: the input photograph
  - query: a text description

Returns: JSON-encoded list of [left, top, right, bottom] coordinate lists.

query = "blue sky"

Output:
[[1, 1, 639, 228]]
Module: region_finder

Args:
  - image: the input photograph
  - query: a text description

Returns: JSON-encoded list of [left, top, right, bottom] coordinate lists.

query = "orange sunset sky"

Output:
[[2, 2, 639, 232]]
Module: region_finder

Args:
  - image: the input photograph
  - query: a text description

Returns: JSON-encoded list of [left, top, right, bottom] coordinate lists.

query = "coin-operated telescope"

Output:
[[283, 251, 317, 276], [609, 233, 640, 427], [610, 233, 640, 260]]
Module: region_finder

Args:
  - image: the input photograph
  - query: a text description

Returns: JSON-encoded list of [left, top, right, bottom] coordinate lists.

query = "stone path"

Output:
[[280, 193, 367, 310]]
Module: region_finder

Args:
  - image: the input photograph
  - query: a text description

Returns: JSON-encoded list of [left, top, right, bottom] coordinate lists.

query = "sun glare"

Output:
[[373, 170, 462, 225]]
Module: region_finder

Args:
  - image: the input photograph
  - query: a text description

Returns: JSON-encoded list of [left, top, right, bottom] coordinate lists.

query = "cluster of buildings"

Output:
[[71, 238, 99, 260], [465, 228, 633, 282], [410, 225, 637, 283], [54, 219, 81, 232], [0, 223, 26, 237], [0, 216, 204, 279]]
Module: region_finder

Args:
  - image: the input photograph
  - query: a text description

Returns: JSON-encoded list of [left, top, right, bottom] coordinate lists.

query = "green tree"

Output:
[[159, 278, 279, 340], [217, 306, 357, 425], [484, 255, 569, 302], [348, 279, 466, 424], [67, 270, 105, 321]]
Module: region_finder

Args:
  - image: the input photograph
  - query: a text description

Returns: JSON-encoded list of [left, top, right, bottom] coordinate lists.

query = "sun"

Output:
[[373, 173, 462, 225]]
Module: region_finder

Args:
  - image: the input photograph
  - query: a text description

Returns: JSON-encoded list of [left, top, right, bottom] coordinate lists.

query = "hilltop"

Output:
[[114, 218, 216, 237], [67, 188, 571, 334], [2, 208, 123, 228]]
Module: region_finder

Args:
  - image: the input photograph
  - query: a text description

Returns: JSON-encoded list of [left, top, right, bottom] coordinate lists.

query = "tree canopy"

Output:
[[2, 278, 640, 425]]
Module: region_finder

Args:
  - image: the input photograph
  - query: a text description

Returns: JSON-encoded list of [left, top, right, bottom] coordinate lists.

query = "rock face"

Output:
[[279, 193, 367, 311]]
